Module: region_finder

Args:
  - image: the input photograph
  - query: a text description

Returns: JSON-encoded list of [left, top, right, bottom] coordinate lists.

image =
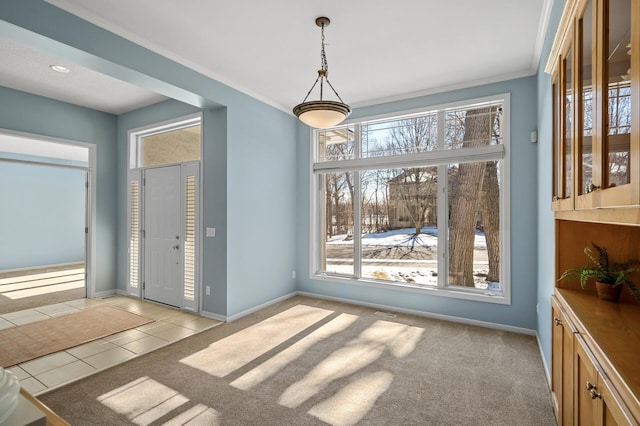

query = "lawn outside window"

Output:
[[310, 94, 511, 304]]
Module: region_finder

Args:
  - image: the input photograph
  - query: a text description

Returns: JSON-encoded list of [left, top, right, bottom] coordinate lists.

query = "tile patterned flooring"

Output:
[[1, 295, 222, 396]]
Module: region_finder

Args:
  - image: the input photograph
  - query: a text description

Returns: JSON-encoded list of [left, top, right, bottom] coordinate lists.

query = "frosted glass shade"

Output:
[[293, 100, 351, 128]]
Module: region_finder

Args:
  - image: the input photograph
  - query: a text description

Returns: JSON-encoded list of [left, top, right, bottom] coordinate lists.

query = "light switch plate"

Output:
[[206, 227, 216, 237]]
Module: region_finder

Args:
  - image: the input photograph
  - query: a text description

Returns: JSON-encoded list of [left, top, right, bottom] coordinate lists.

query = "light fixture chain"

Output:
[[320, 23, 328, 72]]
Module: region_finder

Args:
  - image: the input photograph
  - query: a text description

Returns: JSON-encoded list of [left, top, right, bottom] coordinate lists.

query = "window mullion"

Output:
[[354, 124, 362, 278], [437, 111, 447, 288], [313, 144, 504, 173], [354, 170, 362, 278]]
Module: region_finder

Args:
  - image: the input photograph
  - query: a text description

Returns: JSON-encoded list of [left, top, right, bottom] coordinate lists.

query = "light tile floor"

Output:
[[2, 295, 222, 396]]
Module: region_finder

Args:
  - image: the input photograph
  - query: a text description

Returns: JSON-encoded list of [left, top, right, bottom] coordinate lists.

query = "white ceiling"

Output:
[[0, 38, 167, 115], [2, 0, 553, 115]]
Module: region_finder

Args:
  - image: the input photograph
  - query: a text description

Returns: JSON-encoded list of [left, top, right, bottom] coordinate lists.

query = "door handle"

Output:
[[173, 245, 180, 250]]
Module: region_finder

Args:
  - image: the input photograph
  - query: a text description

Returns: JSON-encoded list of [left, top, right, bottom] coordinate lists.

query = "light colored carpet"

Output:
[[0, 305, 154, 367], [38, 296, 556, 425]]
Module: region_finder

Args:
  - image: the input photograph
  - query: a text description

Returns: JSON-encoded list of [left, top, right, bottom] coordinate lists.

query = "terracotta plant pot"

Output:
[[595, 282, 623, 302]]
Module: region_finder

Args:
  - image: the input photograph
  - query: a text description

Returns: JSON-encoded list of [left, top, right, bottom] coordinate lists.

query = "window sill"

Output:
[[312, 273, 510, 305]]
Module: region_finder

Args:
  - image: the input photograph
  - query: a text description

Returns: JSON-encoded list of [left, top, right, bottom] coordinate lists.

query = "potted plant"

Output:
[[558, 242, 640, 303]]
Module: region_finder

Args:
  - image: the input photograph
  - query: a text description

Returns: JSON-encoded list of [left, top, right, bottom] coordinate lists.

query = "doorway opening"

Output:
[[127, 114, 202, 312], [0, 129, 95, 314]]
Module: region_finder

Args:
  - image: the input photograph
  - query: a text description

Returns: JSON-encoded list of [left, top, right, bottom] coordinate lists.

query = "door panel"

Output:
[[144, 166, 182, 307]]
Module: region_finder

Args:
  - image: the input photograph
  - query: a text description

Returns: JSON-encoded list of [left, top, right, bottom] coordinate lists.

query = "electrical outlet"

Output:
[[206, 285, 211, 296], [292, 271, 296, 279]]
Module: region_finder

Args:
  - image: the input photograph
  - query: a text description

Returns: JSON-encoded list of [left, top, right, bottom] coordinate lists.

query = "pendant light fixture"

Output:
[[293, 17, 351, 128]]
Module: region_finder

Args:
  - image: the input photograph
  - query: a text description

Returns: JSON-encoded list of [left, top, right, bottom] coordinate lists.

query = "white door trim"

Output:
[[126, 113, 202, 312]]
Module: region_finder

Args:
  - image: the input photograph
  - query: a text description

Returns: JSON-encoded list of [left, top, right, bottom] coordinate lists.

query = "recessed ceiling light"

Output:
[[49, 65, 70, 73]]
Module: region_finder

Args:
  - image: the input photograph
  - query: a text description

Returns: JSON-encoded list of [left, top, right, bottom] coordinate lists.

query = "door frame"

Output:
[[126, 113, 203, 313], [0, 127, 96, 298]]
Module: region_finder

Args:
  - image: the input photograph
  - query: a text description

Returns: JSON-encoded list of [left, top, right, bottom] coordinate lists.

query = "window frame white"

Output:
[[309, 94, 511, 305]]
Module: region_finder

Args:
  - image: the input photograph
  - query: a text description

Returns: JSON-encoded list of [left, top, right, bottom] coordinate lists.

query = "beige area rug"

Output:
[[0, 305, 154, 367]]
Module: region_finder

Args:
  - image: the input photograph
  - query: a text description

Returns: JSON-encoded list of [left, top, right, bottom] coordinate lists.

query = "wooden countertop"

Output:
[[19, 388, 69, 426]]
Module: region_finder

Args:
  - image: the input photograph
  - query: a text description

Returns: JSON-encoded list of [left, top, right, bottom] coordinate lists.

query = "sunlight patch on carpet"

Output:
[[98, 377, 219, 426], [278, 320, 423, 408], [162, 404, 219, 426], [308, 371, 394, 426], [231, 313, 358, 390], [180, 304, 333, 377]]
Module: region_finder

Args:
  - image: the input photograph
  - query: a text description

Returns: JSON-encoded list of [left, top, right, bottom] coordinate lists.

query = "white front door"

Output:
[[144, 165, 182, 307]]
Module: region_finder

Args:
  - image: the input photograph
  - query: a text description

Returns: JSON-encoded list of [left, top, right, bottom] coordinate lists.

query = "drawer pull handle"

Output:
[[553, 317, 562, 326], [586, 381, 602, 399]]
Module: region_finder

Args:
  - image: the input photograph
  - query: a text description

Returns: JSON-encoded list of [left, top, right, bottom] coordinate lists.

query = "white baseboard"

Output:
[[226, 292, 298, 323], [537, 333, 551, 387], [200, 310, 226, 322], [94, 289, 118, 298], [296, 291, 537, 336]]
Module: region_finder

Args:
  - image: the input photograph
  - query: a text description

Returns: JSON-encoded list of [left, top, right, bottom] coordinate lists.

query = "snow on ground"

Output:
[[327, 227, 487, 250], [325, 227, 498, 290]]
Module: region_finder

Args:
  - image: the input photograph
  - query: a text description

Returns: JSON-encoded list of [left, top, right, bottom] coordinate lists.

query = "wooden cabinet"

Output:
[[575, 335, 636, 425], [552, 296, 577, 426], [551, 290, 640, 425], [549, 4, 640, 425], [548, 0, 640, 211]]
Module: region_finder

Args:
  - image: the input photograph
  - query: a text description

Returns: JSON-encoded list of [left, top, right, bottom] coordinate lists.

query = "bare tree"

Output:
[[448, 106, 499, 287], [479, 160, 500, 282]]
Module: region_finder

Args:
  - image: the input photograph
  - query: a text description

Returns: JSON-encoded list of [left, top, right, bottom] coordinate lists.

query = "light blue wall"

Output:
[[0, 86, 117, 293], [201, 107, 228, 316], [0, 161, 85, 270], [0, 1, 299, 317], [537, 0, 566, 371], [297, 76, 540, 330], [226, 102, 298, 316]]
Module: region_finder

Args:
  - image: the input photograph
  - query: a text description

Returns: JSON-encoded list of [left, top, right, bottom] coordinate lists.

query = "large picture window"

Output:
[[311, 95, 510, 303]]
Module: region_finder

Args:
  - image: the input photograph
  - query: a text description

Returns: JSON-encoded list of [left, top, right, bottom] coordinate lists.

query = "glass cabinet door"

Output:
[[564, 47, 574, 200], [552, 74, 561, 204], [552, 41, 576, 211], [579, 0, 595, 197], [604, 0, 631, 190], [549, 0, 640, 211]]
